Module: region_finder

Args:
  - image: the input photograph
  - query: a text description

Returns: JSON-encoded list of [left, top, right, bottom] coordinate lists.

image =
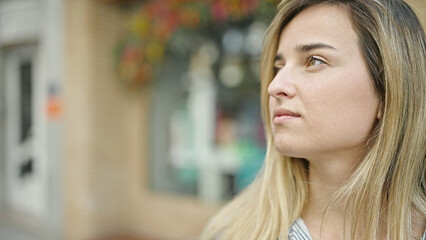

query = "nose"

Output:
[[267, 67, 297, 98]]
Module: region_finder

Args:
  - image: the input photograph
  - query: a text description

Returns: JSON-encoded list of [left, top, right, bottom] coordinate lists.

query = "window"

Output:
[[150, 21, 270, 202], [117, 0, 276, 202]]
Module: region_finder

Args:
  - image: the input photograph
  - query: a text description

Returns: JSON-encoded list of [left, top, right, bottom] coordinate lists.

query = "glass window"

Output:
[[19, 60, 32, 143], [117, 0, 276, 202]]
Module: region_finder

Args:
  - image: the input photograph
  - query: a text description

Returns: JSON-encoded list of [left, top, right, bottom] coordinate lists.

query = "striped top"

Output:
[[288, 218, 313, 240], [288, 218, 426, 240], [215, 218, 426, 239]]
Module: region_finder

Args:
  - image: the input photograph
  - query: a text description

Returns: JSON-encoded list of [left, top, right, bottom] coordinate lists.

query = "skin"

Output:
[[268, 4, 382, 240]]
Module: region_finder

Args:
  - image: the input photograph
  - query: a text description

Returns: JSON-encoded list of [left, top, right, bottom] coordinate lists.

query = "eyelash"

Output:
[[306, 56, 325, 67], [273, 66, 280, 75]]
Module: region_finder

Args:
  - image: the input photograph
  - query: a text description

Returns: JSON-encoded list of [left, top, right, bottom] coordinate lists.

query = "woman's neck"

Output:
[[301, 153, 362, 239], [299, 152, 425, 240]]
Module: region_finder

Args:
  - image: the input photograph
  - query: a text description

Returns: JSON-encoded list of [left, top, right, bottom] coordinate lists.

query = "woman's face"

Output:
[[268, 4, 381, 161]]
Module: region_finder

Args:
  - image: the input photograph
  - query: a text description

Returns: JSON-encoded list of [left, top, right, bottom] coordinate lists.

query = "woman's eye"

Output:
[[273, 66, 282, 75], [307, 56, 325, 67]]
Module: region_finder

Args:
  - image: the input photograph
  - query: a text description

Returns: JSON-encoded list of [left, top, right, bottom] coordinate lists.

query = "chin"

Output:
[[274, 141, 305, 159]]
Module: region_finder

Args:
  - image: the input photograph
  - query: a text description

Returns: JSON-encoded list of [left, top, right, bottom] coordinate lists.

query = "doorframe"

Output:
[[0, 0, 64, 239], [0, 48, 5, 211]]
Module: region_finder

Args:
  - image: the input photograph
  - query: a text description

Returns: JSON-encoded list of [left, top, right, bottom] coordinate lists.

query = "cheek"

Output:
[[268, 97, 275, 125], [337, 70, 379, 121], [304, 70, 380, 146]]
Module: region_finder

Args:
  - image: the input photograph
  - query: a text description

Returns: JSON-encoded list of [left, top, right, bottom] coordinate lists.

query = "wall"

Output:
[[65, 0, 141, 238]]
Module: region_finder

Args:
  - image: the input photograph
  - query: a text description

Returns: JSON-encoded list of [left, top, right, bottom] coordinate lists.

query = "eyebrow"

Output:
[[296, 42, 337, 52], [274, 42, 337, 62]]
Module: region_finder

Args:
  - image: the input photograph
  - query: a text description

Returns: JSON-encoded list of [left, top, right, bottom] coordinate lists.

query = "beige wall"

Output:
[[65, 0, 135, 238], [64, 0, 426, 239]]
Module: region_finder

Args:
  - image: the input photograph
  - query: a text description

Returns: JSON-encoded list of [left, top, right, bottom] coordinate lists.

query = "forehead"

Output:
[[278, 4, 358, 52]]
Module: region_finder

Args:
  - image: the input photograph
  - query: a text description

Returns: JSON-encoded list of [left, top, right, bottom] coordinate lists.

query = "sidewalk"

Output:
[[0, 226, 42, 240]]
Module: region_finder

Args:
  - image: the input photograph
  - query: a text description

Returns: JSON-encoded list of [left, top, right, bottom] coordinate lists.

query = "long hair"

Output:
[[200, 0, 426, 239]]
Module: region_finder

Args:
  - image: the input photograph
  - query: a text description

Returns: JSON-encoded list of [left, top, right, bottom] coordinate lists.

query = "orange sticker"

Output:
[[47, 97, 62, 120]]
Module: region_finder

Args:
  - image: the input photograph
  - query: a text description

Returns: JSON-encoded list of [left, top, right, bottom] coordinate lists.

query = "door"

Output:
[[4, 45, 47, 220]]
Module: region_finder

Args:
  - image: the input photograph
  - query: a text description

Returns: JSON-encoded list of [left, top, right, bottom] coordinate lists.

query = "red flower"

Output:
[[211, 0, 229, 21]]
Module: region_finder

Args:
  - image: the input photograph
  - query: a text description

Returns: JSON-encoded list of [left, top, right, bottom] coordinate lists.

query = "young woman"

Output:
[[200, 0, 425, 239]]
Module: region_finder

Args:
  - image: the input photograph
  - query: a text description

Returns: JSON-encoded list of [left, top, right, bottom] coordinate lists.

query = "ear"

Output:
[[376, 101, 383, 120]]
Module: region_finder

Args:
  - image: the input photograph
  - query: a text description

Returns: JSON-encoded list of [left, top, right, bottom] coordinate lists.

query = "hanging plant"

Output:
[[115, 0, 277, 87]]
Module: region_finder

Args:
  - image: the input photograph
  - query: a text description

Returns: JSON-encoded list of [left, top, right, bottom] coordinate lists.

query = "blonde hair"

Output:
[[200, 0, 426, 239]]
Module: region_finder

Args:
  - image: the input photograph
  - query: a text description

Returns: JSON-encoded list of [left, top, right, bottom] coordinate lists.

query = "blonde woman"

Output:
[[201, 0, 426, 239]]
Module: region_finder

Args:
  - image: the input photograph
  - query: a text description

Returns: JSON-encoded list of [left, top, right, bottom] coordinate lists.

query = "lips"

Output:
[[273, 108, 301, 124]]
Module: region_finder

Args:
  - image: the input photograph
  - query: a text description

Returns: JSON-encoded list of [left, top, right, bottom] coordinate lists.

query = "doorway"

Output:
[[2, 45, 47, 221]]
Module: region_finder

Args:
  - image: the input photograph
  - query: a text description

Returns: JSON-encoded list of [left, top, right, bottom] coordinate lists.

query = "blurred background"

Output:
[[0, 0, 424, 239]]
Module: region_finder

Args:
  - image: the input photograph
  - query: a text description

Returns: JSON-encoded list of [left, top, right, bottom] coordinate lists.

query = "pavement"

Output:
[[0, 226, 42, 240]]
